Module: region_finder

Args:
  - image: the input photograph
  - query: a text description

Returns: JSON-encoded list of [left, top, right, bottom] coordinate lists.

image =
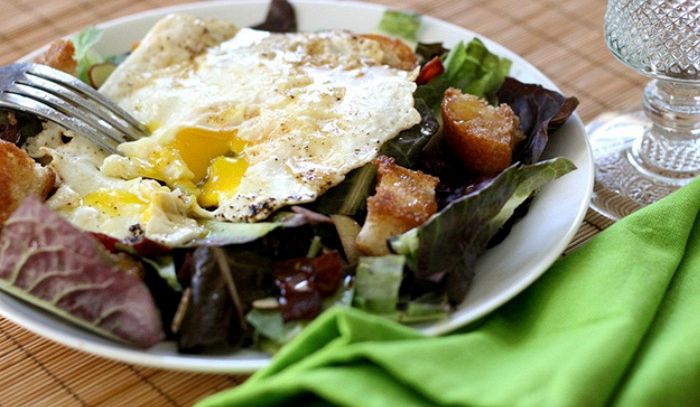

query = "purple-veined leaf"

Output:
[[0, 197, 164, 348]]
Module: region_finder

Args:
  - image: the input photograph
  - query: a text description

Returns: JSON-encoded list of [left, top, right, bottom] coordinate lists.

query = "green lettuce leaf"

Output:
[[191, 214, 305, 246], [70, 27, 104, 84], [390, 158, 576, 304], [142, 256, 181, 292], [353, 255, 405, 315], [308, 159, 377, 216], [379, 97, 439, 168], [415, 38, 511, 107], [378, 10, 421, 42], [246, 309, 306, 346]]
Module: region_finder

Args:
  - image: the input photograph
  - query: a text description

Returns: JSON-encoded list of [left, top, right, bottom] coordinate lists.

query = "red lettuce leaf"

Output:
[[252, 0, 297, 33], [176, 247, 274, 352], [0, 197, 163, 348], [496, 77, 579, 164], [177, 247, 239, 351]]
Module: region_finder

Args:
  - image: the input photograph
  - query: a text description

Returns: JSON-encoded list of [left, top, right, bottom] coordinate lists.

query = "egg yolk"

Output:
[[83, 190, 151, 222], [198, 156, 249, 207], [170, 128, 247, 182]]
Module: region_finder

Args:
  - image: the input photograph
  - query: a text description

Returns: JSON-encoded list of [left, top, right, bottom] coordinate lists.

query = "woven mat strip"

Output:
[[0, 0, 634, 405]]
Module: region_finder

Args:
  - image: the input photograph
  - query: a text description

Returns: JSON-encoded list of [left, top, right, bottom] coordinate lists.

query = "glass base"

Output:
[[587, 110, 697, 221]]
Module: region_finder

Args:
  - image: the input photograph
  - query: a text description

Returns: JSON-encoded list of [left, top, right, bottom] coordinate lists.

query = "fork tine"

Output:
[[0, 92, 120, 154], [8, 82, 130, 146], [25, 63, 148, 139], [19, 73, 138, 143]]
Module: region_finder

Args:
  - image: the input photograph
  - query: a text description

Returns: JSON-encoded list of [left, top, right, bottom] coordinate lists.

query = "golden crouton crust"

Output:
[[0, 140, 55, 224], [34, 38, 77, 74], [356, 156, 439, 255], [442, 88, 523, 176], [360, 34, 418, 71]]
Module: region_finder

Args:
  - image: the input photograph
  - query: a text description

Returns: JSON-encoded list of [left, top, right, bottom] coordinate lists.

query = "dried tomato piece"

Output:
[[416, 56, 444, 85], [273, 251, 344, 322]]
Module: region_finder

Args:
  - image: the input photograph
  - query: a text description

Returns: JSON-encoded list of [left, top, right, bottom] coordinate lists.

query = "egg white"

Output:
[[31, 13, 421, 244]]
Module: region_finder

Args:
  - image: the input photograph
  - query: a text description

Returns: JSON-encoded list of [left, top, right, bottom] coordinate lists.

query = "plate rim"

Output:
[[2, 0, 594, 372]]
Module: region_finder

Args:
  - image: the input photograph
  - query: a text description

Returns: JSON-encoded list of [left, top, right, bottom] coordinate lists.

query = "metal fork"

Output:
[[0, 63, 147, 154]]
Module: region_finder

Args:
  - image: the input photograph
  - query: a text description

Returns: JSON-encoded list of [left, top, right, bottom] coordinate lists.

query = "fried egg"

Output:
[[35, 13, 421, 244]]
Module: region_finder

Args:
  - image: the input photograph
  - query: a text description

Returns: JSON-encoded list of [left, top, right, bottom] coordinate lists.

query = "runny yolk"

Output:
[[170, 127, 247, 182], [198, 156, 249, 208], [83, 190, 148, 217]]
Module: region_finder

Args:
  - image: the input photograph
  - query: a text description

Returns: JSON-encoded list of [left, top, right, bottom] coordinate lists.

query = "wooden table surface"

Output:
[[0, 0, 639, 405]]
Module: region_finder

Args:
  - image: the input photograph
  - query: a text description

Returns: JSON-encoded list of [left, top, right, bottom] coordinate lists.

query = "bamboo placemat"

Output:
[[0, 0, 641, 405]]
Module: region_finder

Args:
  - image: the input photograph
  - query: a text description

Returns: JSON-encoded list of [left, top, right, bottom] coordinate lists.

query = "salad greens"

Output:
[[309, 164, 377, 216], [378, 10, 422, 43], [71, 26, 105, 84], [415, 38, 512, 107], [391, 158, 576, 304], [379, 98, 440, 168]]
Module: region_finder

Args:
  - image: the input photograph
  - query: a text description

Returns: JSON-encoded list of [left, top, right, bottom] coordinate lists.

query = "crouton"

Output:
[[356, 156, 438, 256], [360, 34, 418, 71], [0, 140, 55, 224], [34, 38, 76, 74], [441, 88, 523, 176]]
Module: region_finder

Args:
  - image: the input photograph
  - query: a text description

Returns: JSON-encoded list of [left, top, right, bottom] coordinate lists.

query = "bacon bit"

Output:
[[34, 39, 76, 74], [416, 56, 444, 85], [131, 41, 141, 52]]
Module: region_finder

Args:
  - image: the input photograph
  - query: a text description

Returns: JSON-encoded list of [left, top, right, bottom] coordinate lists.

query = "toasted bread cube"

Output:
[[360, 34, 418, 71], [34, 39, 77, 74], [0, 141, 55, 224], [441, 88, 523, 176], [356, 156, 439, 256]]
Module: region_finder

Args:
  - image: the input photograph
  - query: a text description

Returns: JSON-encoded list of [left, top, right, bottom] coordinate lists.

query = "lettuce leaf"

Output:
[[415, 38, 511, 107], [0, 197, 163, 348], [378, 10, 421, 43], [353, 255, 405, 315], [390, 158, 576, 304], [415, 42, 448, 64], [177, 247, 241, 351], [192, 214, 306, 246], [252, 0, 297, 33], [309, 163, 377, 216], [379, 97, 439, 168], [497, 77, 580, 164], [71, 27, 105, 84]]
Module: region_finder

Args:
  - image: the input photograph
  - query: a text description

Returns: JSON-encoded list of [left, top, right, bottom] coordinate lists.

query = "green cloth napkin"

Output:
[[198, 177, 700, 407]]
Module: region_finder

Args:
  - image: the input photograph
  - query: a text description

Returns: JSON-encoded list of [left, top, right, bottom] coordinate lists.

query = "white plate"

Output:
[[2, 0, 593, 372]]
